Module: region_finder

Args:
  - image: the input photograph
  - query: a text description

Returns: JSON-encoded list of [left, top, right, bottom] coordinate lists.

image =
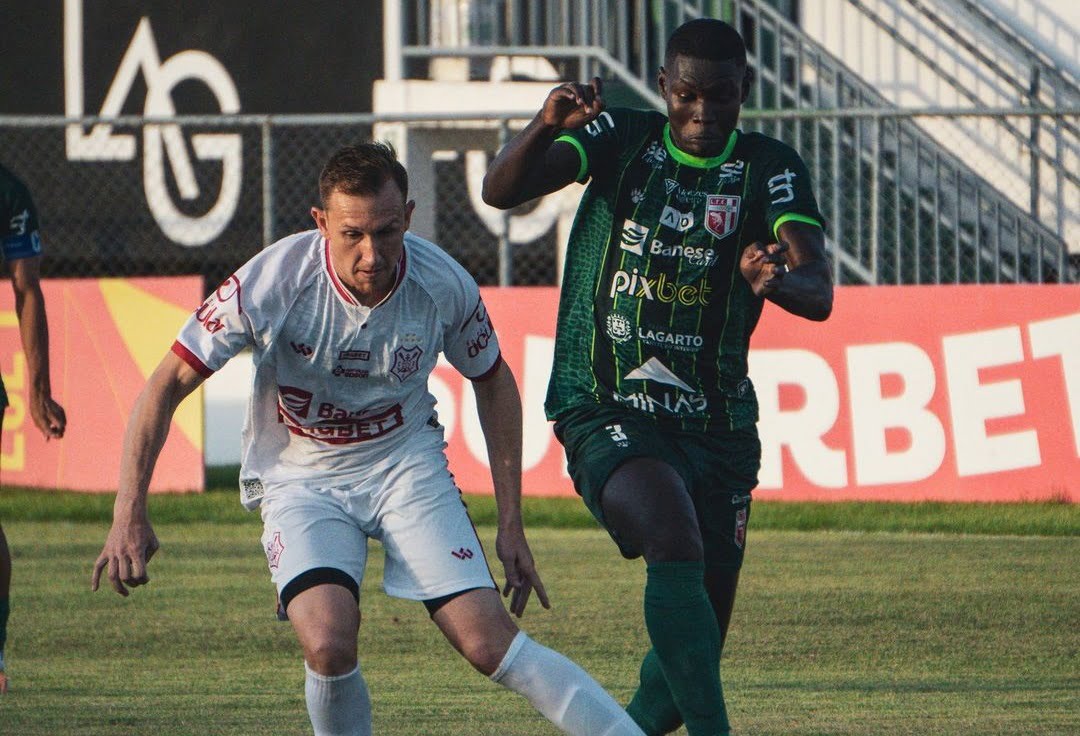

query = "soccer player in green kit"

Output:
[[483, 18, 833, 736]]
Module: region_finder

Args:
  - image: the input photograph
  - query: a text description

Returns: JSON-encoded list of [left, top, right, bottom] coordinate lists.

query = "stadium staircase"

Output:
[[391, 0, 1077, 284]]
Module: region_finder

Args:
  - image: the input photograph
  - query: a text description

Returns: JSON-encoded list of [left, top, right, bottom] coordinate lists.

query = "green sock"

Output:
[[0, 597, 8, 657], [641, 561, 728, 736], [626, 648, 683, 735]]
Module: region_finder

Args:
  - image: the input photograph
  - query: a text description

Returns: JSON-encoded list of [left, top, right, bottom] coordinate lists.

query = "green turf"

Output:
[[0, 514, 1076, 734], [2, 467, 1077, 536]]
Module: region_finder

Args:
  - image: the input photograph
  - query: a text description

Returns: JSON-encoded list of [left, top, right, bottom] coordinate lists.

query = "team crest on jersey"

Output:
[[705, 194, 741, 239], [390, 345, 423, 382], [605, 313, 633, 343]]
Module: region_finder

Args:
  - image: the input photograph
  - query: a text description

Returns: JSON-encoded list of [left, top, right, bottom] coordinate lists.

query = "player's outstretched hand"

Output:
[[741, 240, 790, 296], [541, 77, 605, 131], [495, 523, 551, 618], [91, 517, 160, 597]]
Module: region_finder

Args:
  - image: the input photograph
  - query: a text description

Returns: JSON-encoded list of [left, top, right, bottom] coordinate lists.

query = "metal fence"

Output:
[[0, 109, 1075, 292]]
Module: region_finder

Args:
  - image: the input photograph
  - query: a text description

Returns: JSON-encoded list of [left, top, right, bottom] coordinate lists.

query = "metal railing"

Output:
[[1, 109, 1074, 292]]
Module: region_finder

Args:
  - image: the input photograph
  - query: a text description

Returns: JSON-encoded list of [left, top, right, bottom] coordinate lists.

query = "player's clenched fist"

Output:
[[541, 77, 605, 130], [740, 240, 790, 296]]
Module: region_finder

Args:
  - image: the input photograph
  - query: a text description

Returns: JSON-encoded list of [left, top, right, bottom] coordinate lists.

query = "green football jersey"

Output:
[[547, 107, 824, 432]]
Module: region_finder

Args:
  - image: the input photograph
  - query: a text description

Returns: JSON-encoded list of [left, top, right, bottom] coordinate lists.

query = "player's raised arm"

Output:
[[741, 220, 833, 321], [92, 350, 206, 596], [481, 77, 604, 210], [469, 359, 550, 618]]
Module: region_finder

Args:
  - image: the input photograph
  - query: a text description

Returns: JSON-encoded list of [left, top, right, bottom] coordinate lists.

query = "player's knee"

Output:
[[459, 634, 511, 676], [303, 635, 357, 676], [642, 526, 704, 563]]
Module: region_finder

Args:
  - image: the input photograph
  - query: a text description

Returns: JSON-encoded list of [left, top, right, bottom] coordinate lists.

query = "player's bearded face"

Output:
[[660, 55, 749, 157], [313, 182, 415, 306]]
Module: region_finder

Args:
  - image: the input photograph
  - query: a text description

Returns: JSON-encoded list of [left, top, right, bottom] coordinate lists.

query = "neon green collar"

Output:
[[663, 124, 738, 168]]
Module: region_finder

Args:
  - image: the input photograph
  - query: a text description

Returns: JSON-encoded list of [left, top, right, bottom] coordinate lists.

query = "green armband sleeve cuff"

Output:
[[555, 134, 589, 183], [772, 213, 823, 241]]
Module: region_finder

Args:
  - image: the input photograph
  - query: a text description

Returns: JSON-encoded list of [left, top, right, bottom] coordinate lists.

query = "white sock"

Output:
[[490, 631, 645, 736], [304, 662, 372, 736]]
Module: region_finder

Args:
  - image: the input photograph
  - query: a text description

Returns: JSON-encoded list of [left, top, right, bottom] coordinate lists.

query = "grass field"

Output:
[[0, 483, 1077, 735]]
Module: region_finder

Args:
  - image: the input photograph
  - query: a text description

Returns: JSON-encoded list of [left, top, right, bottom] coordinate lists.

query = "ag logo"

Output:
[[605, 313, 633, 343], [705, 195, 741, 239], [619, 219, 649, 256]]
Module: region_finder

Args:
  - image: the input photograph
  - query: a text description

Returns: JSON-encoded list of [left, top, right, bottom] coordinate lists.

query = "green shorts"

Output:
[[553, 403, 760, 570]]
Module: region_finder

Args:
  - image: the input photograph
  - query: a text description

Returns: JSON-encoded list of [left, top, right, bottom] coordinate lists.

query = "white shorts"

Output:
[[258, 436, 495, 604]]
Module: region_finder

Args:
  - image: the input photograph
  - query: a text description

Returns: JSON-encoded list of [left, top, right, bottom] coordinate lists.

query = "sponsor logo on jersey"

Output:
[[642, 141, 667, 168], [291, 341, 313, 357], [718, 159, 746, 181], [450, 547, 475, 560], [265, 531, 285, 569], [767, 168, 797, 204], [637, 327, 704, 352], [461, 299, 495, 358], [648, 239, 717, 266], [664, 178, 680, 195], [605, 313, 633, 343], [194, 301, 227, 334], [281, 402, 405, 444], [623, 356, 695, 390], [605, 423, 630, 448], [583, 111, 615, 137], [660, 205, 694, 232], [609, 268, 712, 306], [705, 195, 741, 239], [390, 345, 423, 382], [332, 365, 369, 378], [612, 388, 708, 416], [278, 385, 313, 418], [619, 219, 649, 255], [8, 209, 29, 236], [338, 349, 370, 361]]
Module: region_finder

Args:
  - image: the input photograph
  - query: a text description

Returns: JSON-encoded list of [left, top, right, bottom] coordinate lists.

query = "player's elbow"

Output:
[[481, 179, 516, 210]]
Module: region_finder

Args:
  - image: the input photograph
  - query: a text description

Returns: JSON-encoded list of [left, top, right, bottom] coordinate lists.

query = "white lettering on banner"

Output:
[[522, 335, 556, 470], [749, 349, 848, 489], [943, 327, 1040, 476], [846, 343, 946, 485], [1028, 312, 1080, 456]]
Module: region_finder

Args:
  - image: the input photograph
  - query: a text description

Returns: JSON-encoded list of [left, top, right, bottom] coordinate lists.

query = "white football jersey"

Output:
[[173, 230, 501, 507]]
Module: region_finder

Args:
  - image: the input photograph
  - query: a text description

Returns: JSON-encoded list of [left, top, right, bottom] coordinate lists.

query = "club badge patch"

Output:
[[390, 345, 423, 382], [734, 507, 748, 549], [705, 194, 741, 239]]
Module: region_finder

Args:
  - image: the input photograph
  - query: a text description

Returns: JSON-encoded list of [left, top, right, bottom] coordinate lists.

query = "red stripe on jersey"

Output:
[[171, 341, 214, 378], [323, 238, 359, 306], [467, 352, 503, 382]]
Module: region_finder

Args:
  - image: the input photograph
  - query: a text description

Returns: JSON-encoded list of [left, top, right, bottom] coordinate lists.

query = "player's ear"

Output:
[[311, 206, 328, 235], [741, 64, 755, 103], [657, 66, 669, 100], [403, 199, 416, 231]]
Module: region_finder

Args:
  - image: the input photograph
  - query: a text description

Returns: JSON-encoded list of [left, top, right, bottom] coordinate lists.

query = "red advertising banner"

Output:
[[0, 277, 204, 493], [437, 285, 1079, 502]]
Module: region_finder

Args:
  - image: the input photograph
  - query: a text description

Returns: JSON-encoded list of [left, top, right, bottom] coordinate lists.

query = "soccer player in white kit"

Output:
[[91, 143, 644, 736]]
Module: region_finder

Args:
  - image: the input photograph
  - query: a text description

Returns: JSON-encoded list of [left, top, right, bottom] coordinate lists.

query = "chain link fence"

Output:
[[0, 110, 1075, 293]]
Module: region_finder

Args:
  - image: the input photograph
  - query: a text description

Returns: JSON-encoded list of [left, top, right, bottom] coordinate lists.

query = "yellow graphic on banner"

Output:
[[99, 280, 203, 451], [0, 348, 27, 471]]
